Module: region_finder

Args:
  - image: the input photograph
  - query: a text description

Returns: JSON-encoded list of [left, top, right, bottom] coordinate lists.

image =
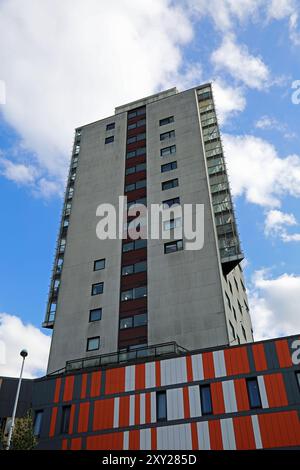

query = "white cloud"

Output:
[[0, 0, 193, 193], [255, 115, 296, 138], [264, 209, 300, 241], [212, 79, 246, 124], [211, 34, 270, 89], [0, 157, 37, 185], [0, 313, 51, 379], [223, 133, 300, 207], [249, 270, 300, 340]]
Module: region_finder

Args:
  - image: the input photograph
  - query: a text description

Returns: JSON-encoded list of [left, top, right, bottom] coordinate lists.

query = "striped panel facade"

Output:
[[33, 335, 300, 449]]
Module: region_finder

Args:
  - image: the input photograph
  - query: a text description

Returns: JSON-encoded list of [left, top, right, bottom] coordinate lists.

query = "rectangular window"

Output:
[[106, 123, 115, 131], [161, 161, 177, 173], [128, 107, 146, 119], [159, 116, 174, 126], [247, 378, 262, 409], [125, 163, 146, 175], [242, 325, 247, 340], [134, 312, 147, 327], [225, 293, 231, 310], [160, 130, 175, 141], [122, 239, 147, 252], [162, 197, 180, 208], [91, 282, 104, 296], [121, 286, 147, 301], [89, 308, 102, 322], [233, 306, 237, 321], [238, 300, 243, 315], [61, 406, 71, 434], [164, 239, 183, 254], [87, 336, 100, 352], [128, 118, 146, 130], [241, 279, 246, 292], [94, 259, 105, 271], [229, 321, 236, 339], [120, 317, 133, 329], [162, 178, 178, 191], [229, 282, 233, 294], [234, 278, 239, 291], [160, 145, 176, 157], [200, 385, 213, 415], [127, 133, 146, 144], [105, 136, 114, 144], [33, 410, 43, 436], [126, 147, 146, 159], [125, 179, 146, 193], [156, 391, 167, 421], [122, 261, 147, 275]]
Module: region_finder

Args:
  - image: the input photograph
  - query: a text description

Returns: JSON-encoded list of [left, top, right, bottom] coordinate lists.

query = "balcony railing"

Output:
[[48, 342, 189, 376]]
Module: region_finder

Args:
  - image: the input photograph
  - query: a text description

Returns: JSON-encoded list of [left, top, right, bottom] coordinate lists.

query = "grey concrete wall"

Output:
[[146, 89, 229, 351], [47, 114, 126, 373]]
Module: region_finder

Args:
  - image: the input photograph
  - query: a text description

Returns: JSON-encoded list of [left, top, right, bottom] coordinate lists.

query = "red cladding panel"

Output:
[[80, 374, 88, 399], [119, 395, 130, 428], [78, 402, 90, 433], [105, 367, 125, 395], [135, 363, 145, 390], [63, 375, 74, 402], [252, 343, 268, 371], [264, 373, 288, 407], [49, 407, 58, 437], [90, 371, 101, 397], [129, 430, 140, 450], [86, 432, 123, 450], [68, 404, 76, 434], [202, 352, 215, 379], [211, 382, 225, 415], [53, 378, 61, 403], [70, 437, 82, 450], [93, 398, 114, 431], [234, 378, 250, 411], [275, 339, 293, 368], [224, 347, 250, 375], [208, 420, 223, 450], [233, 416, 256, 450]]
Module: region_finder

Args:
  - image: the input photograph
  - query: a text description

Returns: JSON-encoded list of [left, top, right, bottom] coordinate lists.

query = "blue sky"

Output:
[[0, 0, 300, 377]]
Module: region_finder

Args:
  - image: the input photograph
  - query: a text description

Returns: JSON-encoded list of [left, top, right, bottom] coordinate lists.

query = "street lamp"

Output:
[[6, 349, 28, 450]]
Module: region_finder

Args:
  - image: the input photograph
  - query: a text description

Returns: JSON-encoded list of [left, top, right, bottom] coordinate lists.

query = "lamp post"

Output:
[[6, 349, 28, 450]]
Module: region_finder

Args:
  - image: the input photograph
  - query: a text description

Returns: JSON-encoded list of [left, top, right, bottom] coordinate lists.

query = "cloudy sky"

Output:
[[0, 0, 299, 378]]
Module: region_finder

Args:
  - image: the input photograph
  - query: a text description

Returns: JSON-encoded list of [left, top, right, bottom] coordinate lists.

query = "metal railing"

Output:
[[48, 342, 189, 376]]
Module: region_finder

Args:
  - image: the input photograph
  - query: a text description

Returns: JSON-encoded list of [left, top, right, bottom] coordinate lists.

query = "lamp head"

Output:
[[20, 349, 28, 358]]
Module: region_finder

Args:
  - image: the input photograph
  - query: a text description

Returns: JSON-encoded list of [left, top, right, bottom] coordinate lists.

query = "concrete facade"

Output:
[[45, 84, 253, 374]]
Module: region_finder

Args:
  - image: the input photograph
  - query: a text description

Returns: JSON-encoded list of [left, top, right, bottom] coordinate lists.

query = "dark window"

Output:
[[156, 391, 167, 421], [159, 116, 174, 126], [106, 123, 115, 131], [225, 293, 231, 310], [134, 312, 147, 327], [233, 306, 237, 321], [244, 301, 249, 312], [127, 133, 146, 144], [125, 179, 146, 193], [241, 279, 246, 292], [160, 130, 175, 141], [234, 278, 239, 291], [200, 385, 213, 415], [94, 259, 105, 271], [229, 321, 235, 339], [160, 145, 176, 157], [120, 317, 133, 329], [128, 107, 146, 119], [91, 282, 104, 295], [87, 336, 100, 351], [127, 197, 147, 209], [122, 239, 147, 252], [61, 406, 71, 434], [162, 178, 178, 191], [229, 282, 233, 294], [238, 300, 243, 315], [126, 147, 146, 159], [122, 261, 147, 275], [162, 197, 180, 208], [127, 118, 146, 130], [247, 378, 262, 409], [105, 136, 114, 144], [242, 325, 247, 340], [164, 239, 183, 254], [125, 163, 146, 175], [89, 308, 102, 322], [33, 410, 43, 436], [161, 161, 177, 173], [296, 372, 300, 391], [121, 286, 147, 301]]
